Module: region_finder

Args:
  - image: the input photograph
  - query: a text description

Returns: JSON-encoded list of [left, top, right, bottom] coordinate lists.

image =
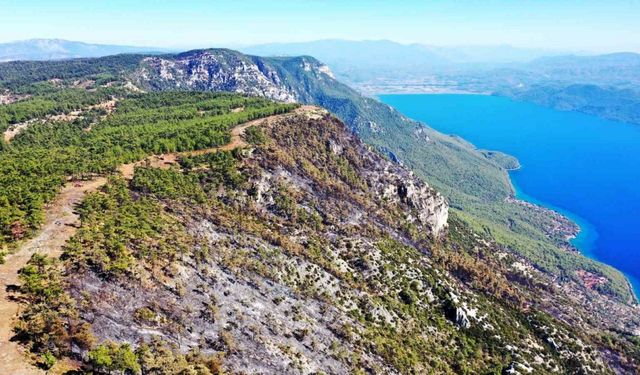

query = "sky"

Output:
[[1, 0, 639, 52]]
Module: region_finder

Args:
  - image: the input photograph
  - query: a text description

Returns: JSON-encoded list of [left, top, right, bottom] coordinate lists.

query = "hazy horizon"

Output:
[[2, 0, 640, 53], [0, 37, 617, 58]]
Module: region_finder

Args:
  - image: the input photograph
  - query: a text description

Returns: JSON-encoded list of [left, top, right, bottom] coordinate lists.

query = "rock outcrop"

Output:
[[371, 161, 448, 237], [135, 50, 335, 104]]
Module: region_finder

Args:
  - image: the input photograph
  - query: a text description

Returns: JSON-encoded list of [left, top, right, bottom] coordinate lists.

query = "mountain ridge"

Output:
[[3, 95, 633, 373], [1, 48, 635, 303], [0, 38, 168, 62], [0, 49, 639, 373]]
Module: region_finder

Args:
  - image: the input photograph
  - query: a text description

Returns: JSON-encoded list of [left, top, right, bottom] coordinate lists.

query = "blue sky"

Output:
[[1, 0, 639, 52]]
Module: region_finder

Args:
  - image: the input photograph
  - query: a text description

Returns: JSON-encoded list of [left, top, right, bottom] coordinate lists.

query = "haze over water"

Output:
[[380, 94, 640, 297]]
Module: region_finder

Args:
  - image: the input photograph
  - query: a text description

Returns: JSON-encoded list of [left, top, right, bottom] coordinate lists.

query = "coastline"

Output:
[[365, 86, 490, 97], [510, 176, 598, 257], [378, 92, 640, 302], [510, 174, 640, 301], [504, 165, 521, 171]]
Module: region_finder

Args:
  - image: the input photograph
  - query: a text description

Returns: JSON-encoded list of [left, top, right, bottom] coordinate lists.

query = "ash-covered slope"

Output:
[[128, 49, 638, 305], [17, 107, 635, 374], [2, 51, 639, 373]]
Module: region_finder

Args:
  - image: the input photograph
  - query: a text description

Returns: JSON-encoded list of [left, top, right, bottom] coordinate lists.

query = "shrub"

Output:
[[88, 342, 141, 374]]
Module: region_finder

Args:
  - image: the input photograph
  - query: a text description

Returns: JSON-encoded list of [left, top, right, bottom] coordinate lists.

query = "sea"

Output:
[[380, 94, 640, 298]]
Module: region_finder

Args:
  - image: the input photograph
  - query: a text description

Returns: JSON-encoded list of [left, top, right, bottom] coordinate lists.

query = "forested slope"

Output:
[[0, 84, 295, 251], [9, 105, 640, 374], [0, 52, 638, 373], [129, 49, 636, 302]]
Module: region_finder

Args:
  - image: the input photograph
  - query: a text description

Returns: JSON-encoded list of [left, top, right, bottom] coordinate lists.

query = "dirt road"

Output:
[[118, 106, 318, 179], [0, 178, 106, 374], [0, 105, 319, 373]]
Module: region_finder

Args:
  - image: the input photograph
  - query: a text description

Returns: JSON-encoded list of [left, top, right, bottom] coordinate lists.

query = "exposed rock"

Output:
[[365, 157, 448, 237], [387, 151, 401, 164], [397, 179, 449, 236], [456, 307, 471, 329], [326, 139, 343, 155], [0, 90, 29, 105], [137, 51, 298, 102], [414, 127, 431, 142]]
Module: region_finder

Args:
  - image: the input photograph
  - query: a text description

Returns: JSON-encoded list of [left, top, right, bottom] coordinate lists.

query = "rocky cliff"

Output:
[[137, 50, 300, 102], [135, 49, 337, 104]]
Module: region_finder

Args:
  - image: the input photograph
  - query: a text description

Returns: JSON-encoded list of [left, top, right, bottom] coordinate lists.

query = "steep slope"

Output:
[[0, 49, 636, 301], [0, 91, 297, 373], [0, 62, 638, 373], [129, 49, 636, 303], [12, 104, 638, 374], [133, 49, 513, 203], [0, 50, 639, 372]]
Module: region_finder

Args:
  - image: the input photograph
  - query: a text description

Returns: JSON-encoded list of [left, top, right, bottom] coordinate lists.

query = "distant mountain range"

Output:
[[241, 39, 568, 65], [243, 40, 640, 125], [523, 52, 640, 88], [2, 38, 638, 125], [482, 53, 640, 124], [240, 39, 572, 83], [0, 39, 168, 62]]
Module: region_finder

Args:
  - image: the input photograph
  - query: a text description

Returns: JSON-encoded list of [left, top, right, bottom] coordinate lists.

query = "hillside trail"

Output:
[[2, 99, 118, 143], [118, 105, 320, 178], [0, 105, 317, 374], [0, 178, 106, 375]]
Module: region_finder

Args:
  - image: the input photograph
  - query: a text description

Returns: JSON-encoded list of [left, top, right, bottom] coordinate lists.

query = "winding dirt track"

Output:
[[0, 106, 316, 374], [118, 107, 315, 179], [0, 179, 106, 375]]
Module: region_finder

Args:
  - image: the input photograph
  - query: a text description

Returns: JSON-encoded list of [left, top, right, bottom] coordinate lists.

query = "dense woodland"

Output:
[[0, 84, 295, 250], [0, 54, 143, 89]]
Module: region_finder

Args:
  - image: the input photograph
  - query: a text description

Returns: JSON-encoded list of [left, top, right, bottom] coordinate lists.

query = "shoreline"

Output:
[[510, 173, 640, 301], [368, 87, 491, 97], [379, 92, 640, 302], [509, 176, 598, 257], [625, 278, 640, 305]]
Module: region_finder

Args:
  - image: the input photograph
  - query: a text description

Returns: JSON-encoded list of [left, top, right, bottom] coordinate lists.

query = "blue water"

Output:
[[379, 94, 640, 298]]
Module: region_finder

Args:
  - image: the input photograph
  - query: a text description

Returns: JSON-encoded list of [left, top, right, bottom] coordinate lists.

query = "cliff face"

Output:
[[138, 51, 296, 102], [130, 48, 515, 227], [136, 50, 335, 104], [135, 50, 451, 235], [370, 162, 448, 236]]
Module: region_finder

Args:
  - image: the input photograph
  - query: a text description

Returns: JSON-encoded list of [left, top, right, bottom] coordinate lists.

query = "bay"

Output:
[[380, 94, 640, 297]]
